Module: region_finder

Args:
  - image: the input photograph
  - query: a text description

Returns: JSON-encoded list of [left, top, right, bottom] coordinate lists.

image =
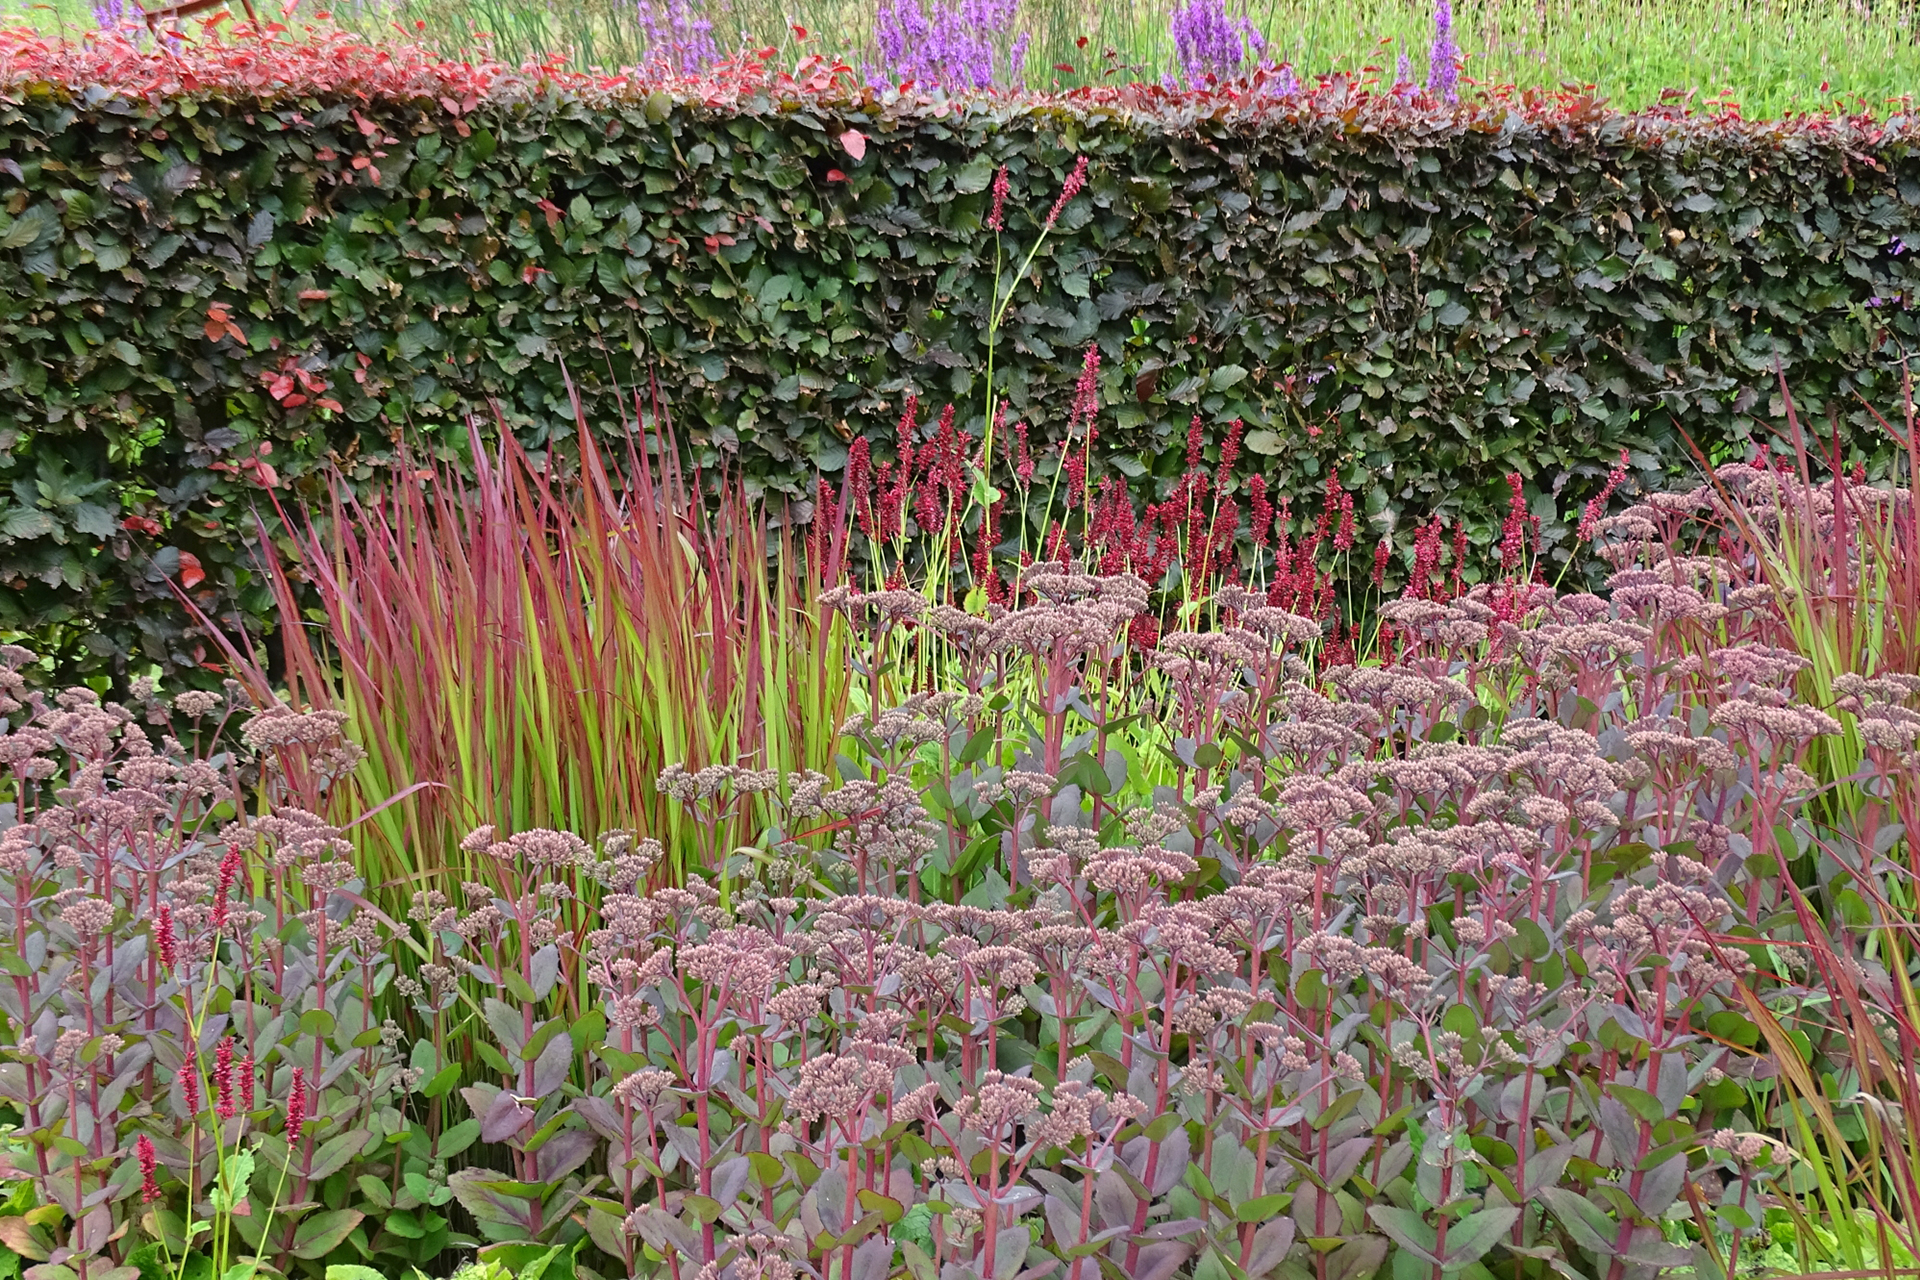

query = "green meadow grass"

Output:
[[13, 0, 1918, 117]]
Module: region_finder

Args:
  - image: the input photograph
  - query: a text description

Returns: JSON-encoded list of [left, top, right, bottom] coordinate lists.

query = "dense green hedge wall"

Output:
[[3, 60, 1919, 678]]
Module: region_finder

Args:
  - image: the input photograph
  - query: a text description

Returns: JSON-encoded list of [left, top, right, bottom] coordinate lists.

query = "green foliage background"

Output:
[[3, 83, 1919, 679]]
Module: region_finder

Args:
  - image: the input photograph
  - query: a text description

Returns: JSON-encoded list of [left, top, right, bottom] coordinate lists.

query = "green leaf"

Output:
[[421, 1063, 462, 1098], [952, 156, 995, 195], [1607, 1083, 1668, 1124], [354, 1175, 392, 1211], [1293, 968, 1330, 1010], [1234, 1193, 1290, 1223], [1537, 1187, 1618, 1257], [325, 1267, 388, 1280], [1208, 365, 1247, 392], [857, 1189, 904, 1224], [0, 205, 56, 250], [1365, 1206, 1438, 1264], [521, 1017, 567, 1062], [291, 1209, 365, 1259], [1439, 1205, 1519, 1267], [1310, 1089, 1364, 1132], [437, 1118, 482, 1158]]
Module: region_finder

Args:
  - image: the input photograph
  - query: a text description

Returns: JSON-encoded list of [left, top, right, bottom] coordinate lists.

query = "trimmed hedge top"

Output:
[[4, 26, 1920, 678]]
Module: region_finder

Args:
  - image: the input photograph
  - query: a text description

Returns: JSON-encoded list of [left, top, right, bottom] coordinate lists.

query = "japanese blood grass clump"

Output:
[[242, 405, 852, 926]]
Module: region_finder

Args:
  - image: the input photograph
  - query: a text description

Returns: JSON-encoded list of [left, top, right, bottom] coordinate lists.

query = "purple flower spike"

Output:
[[636, 0, 716, 77], [92, 0, 141, 30], [873, 0, 1024, 89], [1427, 0, 1459, 103], [1170, 0, 1261, 84]]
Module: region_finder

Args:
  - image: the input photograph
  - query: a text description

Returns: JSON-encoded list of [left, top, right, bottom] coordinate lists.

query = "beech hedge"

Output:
[[3, 34, 1920, 678]]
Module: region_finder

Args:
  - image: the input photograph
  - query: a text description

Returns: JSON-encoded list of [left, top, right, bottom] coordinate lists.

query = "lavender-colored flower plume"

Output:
[[1427, 0, 1459, 103]]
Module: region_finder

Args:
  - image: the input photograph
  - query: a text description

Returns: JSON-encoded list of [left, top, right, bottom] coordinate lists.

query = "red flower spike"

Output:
[[847, 438, 875, 540], [1070, 343, 1101, 434], [1314, 474, 1338, 547], [1128, 613, 1159, 652], [895, 394, 920, 464], [137, 1135, 160, 1204], [1216, 417, 1243, 485], [1409, 514, 1445, 600], [155, 901, 177, 970], [1450, 521, 1469, 598], [1044, 155, 1089, 229], [287, 1067, 308, 1143], [211, 843, 243, 931], [1248, 475, 1272, 548], [1499, 473, 1528, 570], [986, 165, 1010, 232], [214, 1039, 236, 1120], [1578, 447, 1631, 542]]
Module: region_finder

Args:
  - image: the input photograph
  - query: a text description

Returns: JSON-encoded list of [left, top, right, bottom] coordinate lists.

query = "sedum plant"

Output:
[[0, 653, 418, 1280], [6, 439, 1920, 1280]]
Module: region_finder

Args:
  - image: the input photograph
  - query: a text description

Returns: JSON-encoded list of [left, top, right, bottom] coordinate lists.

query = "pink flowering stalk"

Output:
[[985, 164, 1009, 231], [210, 841, 242, 931], [1578, 447, 1631, 542], [285, 1066, 306, 1142], [137, 1134, 160, 1204], [213, 1037, 235, 1120], [154, 900, 177, 970], [973, 156, 1095, 544], [1044, 154, 1090, 228]]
